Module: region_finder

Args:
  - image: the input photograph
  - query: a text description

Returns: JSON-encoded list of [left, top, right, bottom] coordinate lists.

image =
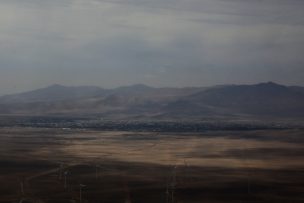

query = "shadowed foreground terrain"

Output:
[[0, 128, 304, 203]]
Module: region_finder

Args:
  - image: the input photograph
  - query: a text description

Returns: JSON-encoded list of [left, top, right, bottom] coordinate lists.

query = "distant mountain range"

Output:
[[0, 82, 304, 120]]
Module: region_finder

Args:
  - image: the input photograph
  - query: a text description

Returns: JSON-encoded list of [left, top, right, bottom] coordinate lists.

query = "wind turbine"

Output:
[[58, 162, 64, 180], [169, 165, 177, 203], [95, 164, 101, 180], [64, 170, 69, 189], [166, 181, 170, 203], [20, 177, 25, 196], [166, 164, 178, 203], [171, 165, 177, 203], [242, 144, 251, 197], [79, 184, 86, 203], [183, 159, 189, 186], [124, 180, 132, 203]]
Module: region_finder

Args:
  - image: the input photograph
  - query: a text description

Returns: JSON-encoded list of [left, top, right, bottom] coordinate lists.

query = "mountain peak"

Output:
[[47, 84, 67, 89], [258, 81, 284, 87], [129, 84, 153, 89], [115, 84, 154, 91], [253, 82, 287, 90]]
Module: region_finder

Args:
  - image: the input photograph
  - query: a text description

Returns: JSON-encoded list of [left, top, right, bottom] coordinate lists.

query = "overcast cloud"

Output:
[[0, 0, 304, 95]]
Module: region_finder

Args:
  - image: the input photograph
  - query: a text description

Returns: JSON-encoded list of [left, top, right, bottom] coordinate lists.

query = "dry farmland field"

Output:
[[0, 127, 304, 203]]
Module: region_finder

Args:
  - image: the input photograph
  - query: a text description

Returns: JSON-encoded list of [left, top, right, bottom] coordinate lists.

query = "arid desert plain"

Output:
[[0, 127, 304, 203]]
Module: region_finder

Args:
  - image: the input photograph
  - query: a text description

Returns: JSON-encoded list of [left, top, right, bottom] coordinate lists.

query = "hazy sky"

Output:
[[1, 0, 304, 95]]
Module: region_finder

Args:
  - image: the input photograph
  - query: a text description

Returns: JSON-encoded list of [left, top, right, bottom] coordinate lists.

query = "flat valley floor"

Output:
[[0, 127, 304, 203]]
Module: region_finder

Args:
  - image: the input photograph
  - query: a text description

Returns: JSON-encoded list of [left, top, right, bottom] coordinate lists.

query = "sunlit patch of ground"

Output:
[[1, 128, 302, 169], [0, 128, 304, 202]]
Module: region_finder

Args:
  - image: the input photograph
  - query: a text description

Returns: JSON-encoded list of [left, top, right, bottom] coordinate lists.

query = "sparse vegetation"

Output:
[[1, 128, 304, 203]]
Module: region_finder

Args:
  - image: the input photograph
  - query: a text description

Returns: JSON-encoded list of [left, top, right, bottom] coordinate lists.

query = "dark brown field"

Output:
[[0, 128, 304, 203]]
